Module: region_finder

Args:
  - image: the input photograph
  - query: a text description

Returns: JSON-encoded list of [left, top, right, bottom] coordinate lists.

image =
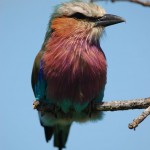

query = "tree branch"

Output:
[[128, 105, 150, 129], [90, 0, 150, 7], [33, 97, 150, 129]]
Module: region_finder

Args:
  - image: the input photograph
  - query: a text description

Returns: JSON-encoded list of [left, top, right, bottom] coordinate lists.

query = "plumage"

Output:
[[31, 1, 124, 149]]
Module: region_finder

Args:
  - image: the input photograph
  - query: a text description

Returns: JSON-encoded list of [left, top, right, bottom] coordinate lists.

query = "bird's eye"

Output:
[[70, 12, 87, 20], [69, 12, 101, 22]]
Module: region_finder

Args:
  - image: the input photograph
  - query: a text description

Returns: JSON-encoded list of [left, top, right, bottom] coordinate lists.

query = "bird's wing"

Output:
[[31, 50, 46, 99], [31, 50, 54, 143]]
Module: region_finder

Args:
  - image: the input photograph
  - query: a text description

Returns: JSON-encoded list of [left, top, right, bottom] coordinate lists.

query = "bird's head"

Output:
[[47, 2, 125, 45]]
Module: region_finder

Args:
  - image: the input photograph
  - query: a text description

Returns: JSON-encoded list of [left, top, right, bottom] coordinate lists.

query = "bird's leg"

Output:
[[88, 101, 94, 118], [53, 105, 58, 118]]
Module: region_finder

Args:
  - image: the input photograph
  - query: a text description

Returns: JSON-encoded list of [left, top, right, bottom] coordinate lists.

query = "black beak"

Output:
[[95, 14, 125, 27]]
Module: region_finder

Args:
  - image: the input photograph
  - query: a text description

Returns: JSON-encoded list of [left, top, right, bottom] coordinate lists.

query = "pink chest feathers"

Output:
[[42, 39, 107, 103]]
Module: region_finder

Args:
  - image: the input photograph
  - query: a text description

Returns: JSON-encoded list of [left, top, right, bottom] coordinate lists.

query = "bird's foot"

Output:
[[54, 106, 58, 118], [52, 105, 62, 118]]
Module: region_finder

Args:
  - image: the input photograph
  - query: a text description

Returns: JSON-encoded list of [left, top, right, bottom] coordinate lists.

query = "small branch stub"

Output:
[[33, 101, 40, 109], [128, 105, 150, 129]]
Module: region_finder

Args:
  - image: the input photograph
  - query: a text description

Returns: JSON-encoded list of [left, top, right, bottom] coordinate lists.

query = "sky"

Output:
[[1, 0, 150, 150]]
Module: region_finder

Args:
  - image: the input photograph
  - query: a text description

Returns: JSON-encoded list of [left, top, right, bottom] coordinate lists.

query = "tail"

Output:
[[44, 124, 71, 150]]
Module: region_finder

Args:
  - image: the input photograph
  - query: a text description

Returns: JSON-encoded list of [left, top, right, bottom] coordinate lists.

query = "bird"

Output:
[[31, 1, 125, 150]]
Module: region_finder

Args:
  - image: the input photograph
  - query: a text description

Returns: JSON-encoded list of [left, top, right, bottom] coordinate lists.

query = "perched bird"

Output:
[[31, 1, 124, 150]]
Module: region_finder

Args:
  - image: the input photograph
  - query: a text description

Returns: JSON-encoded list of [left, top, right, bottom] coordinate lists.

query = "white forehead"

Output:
[[56, 2, 106, 18]]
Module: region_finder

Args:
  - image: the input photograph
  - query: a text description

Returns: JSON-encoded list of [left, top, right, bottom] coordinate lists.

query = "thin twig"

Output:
[[130, 0, 150, 6], [128, 105, 150, 129], [90, 0, 150, 7]]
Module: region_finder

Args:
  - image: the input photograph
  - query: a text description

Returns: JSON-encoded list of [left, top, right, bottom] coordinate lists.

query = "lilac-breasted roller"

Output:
[[31, 1, 125, 150]]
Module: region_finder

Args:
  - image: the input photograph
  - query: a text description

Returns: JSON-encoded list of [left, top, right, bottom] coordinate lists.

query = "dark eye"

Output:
[[69, 12, 101, 22], [70, 12, 87, 19]]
